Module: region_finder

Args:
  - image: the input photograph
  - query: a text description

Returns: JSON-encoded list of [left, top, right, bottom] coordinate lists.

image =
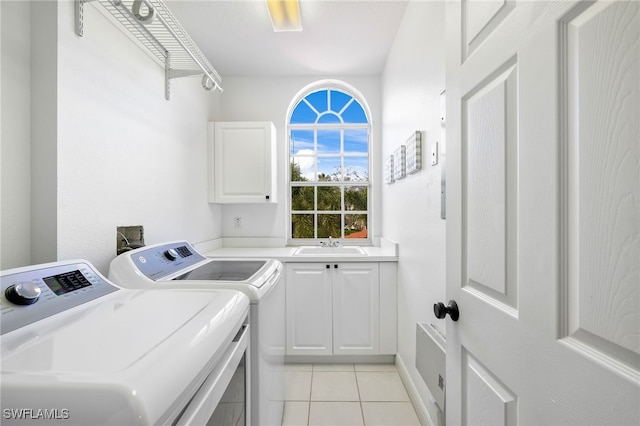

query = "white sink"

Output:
[[293, 246, 367, 256]]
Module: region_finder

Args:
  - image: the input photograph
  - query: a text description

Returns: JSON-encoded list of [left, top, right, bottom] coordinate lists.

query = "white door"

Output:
[[333, 263, 380, 355], [445, 1, 639, 424]]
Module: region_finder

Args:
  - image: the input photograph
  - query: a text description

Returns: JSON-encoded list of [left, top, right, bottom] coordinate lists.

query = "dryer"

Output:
[[1, 259, 250, 425], [109, 241, 285, 426]]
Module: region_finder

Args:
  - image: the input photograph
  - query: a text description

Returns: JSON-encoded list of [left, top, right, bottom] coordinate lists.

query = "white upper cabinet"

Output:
[[208, 122, 278, 203]]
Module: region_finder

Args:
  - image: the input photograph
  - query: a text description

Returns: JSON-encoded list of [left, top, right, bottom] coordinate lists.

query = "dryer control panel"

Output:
[[1, 261, 119, 335], [129, 241, 207, 281]]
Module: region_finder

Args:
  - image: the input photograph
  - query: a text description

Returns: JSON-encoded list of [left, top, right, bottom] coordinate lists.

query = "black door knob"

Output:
[[434, 300, 459, 321]]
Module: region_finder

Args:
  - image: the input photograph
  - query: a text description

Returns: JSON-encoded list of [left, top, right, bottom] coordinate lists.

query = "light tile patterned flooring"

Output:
[[282, 364, 421, 426]]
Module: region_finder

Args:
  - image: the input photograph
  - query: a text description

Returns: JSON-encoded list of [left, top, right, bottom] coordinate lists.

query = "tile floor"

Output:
[[282, 364, 421, 426]]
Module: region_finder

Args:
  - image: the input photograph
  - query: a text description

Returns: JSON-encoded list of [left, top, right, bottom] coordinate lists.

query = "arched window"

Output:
[[287, 81, 371, 243]]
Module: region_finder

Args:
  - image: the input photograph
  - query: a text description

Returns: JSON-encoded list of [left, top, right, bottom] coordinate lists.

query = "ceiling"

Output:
[[164, 0, 409, 77]]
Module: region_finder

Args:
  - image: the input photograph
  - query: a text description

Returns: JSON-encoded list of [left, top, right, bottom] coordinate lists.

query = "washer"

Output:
[[1, 259, 250, 425], [109, 241, 285, 426]]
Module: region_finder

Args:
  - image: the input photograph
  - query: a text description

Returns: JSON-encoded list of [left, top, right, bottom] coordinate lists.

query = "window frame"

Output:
[[286, 81, 373, 246]]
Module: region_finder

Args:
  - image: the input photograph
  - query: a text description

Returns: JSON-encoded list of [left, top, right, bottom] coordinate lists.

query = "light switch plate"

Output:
[[431, 142, 439, 166]]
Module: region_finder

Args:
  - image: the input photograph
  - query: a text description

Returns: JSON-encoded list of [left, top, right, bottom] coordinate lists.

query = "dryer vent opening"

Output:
[[117, 225, 145, 255]]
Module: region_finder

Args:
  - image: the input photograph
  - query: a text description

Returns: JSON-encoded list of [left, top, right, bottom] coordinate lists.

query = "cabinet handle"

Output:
[[265, 195, 270, 200], [326, 264, 330, 269], [334, 264, 338, 269]]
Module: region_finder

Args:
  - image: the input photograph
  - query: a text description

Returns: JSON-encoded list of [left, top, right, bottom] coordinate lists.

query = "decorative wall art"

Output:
[[405, 131, 422, 174], [385, 155, 395, 184], [393, 145, 406, 180], [386, 130, 423, 185]]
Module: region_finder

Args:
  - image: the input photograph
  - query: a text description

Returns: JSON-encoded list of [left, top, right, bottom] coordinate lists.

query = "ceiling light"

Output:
[[266, 0, 302, 32]]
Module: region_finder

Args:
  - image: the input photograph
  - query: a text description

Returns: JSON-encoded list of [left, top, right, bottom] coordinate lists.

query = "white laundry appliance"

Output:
[[109, 241, 285, 426], [1, 259, 250, 426]]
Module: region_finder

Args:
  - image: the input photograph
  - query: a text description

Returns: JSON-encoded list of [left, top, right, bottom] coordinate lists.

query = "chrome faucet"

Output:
[[320, 237, 341, 247]]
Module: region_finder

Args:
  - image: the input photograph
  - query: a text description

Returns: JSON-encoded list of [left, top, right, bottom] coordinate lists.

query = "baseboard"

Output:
[[284, 354, 395, 364], [395, 353, 436, 426]]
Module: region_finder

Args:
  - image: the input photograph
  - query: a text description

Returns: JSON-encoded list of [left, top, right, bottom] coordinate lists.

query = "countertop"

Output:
[[201, 239, 398, 263]]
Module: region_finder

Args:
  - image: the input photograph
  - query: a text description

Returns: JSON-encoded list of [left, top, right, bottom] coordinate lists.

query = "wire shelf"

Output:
[[76, 0, 222, 99]]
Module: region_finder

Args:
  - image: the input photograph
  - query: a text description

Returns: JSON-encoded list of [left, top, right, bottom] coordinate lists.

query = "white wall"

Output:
[[1, 1, 223, 274], [381, 1, 446, 423], [1, 1, 32, 269], [31, 1, 59, 266], [55, 2, 222, 273], [214, 76, 382, 241]]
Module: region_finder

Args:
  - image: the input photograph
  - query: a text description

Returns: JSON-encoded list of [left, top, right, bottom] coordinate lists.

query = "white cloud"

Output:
[[292, 149, 315, 180]]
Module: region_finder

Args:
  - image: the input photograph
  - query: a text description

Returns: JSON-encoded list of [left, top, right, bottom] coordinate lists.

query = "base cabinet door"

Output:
[[286, 262, 388, 356], [333, 263, 380, 355], [285, 263, 332, 355]]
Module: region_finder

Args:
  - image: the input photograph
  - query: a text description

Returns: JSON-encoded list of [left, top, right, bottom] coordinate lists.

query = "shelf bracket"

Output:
[[165, 52, 171, 100], [75, 0, 87, 37], [165, 67, 218, 100]]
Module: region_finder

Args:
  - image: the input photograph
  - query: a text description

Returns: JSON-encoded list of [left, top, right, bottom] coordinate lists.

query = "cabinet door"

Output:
[[332, 263, 380, 355], [285, 263, 332, 355], [209, 122, 277, 203]]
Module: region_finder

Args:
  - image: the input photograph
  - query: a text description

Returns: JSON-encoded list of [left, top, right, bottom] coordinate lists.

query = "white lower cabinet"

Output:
[[332, 263, 379, 354], [285, 263, 333, 355], [285, 262, 397, 356]]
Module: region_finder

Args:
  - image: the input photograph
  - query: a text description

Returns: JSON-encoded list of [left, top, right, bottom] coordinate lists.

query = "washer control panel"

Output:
[[130, 241, 207, 281], [1, 261, 120, 335]]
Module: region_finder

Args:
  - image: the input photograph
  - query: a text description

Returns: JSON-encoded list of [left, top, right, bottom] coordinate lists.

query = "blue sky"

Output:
[[290, 90, 368, 124], [289, 89, 369, 181]]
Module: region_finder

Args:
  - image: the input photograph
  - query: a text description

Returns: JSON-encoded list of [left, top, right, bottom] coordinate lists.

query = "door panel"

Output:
[[463, 58, 519, 314], [446, 1, 639, 424], [561, 0, 639, 376], [462, 348, 517, 426], [462, 0, 515, 61]]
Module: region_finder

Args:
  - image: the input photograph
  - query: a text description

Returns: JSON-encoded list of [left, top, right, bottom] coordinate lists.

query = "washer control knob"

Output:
[[5, 282, 42, 305], [164, 248, 179, 261]]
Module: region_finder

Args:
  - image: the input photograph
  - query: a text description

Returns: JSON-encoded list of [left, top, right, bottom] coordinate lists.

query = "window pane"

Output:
[[318, 113, 341, 124], [345, 214, 367, 238], [343, 157, 368, 181], [317, 129, 340, 154], [291, 186, 314, 211], [291, 129, 314, 155], [342, 100, 367, 123], [330, 90, 351, 113], [317, 186, 341, 211], [345, 186, 367, 211], [317, 214, 341, 238], [291, 100, 317, 124], [292, 214, 314, 239], [317, 157, 341, 181], [344, 129, 368, 154], [291, 157, 315, 181], [306, 90, 328, 114]]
